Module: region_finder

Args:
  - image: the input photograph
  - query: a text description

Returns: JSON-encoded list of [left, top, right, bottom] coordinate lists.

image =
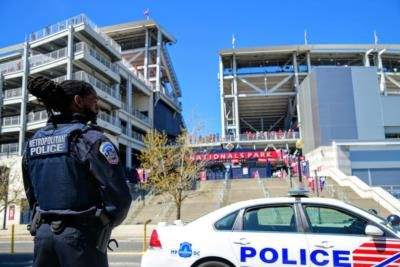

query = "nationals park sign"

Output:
[[190, 150, 281, 162]]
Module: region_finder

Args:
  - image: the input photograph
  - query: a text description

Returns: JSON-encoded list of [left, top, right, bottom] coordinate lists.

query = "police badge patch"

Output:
[[99, 142, 119, 165]]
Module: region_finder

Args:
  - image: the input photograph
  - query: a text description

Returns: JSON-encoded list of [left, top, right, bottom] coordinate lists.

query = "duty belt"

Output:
[[41, 216, 98, 233]]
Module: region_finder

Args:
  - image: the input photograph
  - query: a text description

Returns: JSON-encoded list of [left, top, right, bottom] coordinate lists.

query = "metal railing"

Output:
[[381, 185, 400, 199], [161, 46, 180, 92], [238, 131, 299, 141], [4, 88, 22, 99], [121, 58, 154, 89], [121, 103, 129, 112], [73, 71, 119, 99], [75, 42, 118, 74], [30, 47, 67, 68], [132, 109, 150, 124], [121, 103, 150, 124], [216, 175, 229, 209], [29, 14, 86, 41], [1, 115, 20, 127], [258, 177, 270, 198], [161, 85, 181, 108], [121, 125, 145, 142], [98, 111, 119, 127], [52, 75, 67, 83], [0, 59, 23, 75], [27, 110, 48, 123], [189, 131, 300, 145], [0, 143, 19, 157], [82, 15, 121, 53], [121, 126, 128, 135], [131, 130, 144, 142], [28, 14, 121, 53]]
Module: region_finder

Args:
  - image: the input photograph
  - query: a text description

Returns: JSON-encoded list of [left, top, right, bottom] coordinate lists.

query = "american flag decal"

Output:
[[352, 239, 400, 267]]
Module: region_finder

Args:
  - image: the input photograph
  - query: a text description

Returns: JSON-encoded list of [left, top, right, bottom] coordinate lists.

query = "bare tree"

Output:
[[0, 166, 10, 213], [0, 157, 25, 228], [139, 129, 208, 220], [0, 158, 25, 211]]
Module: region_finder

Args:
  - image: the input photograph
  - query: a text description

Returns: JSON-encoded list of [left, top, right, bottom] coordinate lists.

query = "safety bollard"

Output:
[[143, 219, 152, 253], [11, 224, 15, 255]]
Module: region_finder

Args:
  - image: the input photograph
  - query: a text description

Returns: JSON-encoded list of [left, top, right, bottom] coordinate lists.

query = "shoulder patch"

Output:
[[99, 142, 119, 165]]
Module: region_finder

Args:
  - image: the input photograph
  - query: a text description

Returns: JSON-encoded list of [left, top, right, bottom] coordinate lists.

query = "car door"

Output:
[[301, 204, 400, 267], [230, 203, 311, 267]]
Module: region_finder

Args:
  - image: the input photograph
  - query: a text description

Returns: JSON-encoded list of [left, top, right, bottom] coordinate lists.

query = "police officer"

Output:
[[22, 76, 132, 267]]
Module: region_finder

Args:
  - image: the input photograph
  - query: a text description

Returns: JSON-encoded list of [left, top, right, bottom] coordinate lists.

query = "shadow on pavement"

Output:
[[0, 253, 33, 267]]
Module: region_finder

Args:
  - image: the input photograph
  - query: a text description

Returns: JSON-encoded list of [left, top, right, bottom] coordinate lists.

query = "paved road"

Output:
[[0, 240, 143, 267]]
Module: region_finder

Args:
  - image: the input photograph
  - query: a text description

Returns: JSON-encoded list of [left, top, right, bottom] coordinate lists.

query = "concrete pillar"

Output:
[[295, 54, 302, 139], [363, 49, 373, 67], [219, 56, 225, 140], [155, 29, 162, 92], [115, 82, 120, 101], [126, 145, 132, 168], [293, 52, 299, 91], [148, 93, 154, 127], [66, 26, 74, 79], [127, 79, 132, 111], [377, 49, 386, 95], [232, 54, 240, 141], [19, 42, 30, 156], [144, 29, 149, 81], [0, 75, 3, 126], [306, 52, 312, 73], [296, 99, 302, 139]]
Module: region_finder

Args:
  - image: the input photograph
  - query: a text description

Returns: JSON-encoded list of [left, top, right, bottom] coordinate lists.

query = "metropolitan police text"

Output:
[[29, 135, 66, 156]]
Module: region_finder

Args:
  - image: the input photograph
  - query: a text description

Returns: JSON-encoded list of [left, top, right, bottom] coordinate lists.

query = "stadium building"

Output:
[[0, 14, 184, 225], [192, 44, 400, 199]]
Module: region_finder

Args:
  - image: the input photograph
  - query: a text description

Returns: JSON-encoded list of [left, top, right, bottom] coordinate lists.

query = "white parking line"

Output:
[[0, 241, 33, 244], [110, 263, 141, 266], [109, 251, 144, 256]]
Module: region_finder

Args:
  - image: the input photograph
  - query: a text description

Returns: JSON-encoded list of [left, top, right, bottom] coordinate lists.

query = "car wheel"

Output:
[[196, 261, 231, 267]]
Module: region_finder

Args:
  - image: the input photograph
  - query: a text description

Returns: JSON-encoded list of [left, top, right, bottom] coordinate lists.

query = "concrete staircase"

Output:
[[265, 176, 392, 216], [125, 180, 226, 224], [124, 192, 174, 224], [123, 174, 395, 225], [263, 178, 291, 197], [322, 177, 391, 217], [223, 179, 265, 205], [166, 180, 225, 223]]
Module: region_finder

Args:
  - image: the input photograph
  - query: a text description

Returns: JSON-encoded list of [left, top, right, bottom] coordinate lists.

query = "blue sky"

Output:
[[1, 0, 400, 134]]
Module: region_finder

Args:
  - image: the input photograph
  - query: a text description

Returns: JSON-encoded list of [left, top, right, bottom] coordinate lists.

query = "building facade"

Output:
[[0, 14, 184, 225], [192, 44, 400, 195]]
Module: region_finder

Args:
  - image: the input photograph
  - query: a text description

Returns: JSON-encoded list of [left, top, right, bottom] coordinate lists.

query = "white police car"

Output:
[[141, 190, 400, 267]]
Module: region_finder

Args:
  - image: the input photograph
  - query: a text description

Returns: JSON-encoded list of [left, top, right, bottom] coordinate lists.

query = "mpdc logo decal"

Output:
[[179, 242, 193, 258], [170, 242, 200, 258]]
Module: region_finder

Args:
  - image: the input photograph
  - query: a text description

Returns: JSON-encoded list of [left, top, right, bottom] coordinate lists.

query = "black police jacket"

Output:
[[22, 113, 132, 227]]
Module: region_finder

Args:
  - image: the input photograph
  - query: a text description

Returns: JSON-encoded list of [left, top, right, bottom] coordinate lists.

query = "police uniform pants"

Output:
[[33, 222, 108, 267]]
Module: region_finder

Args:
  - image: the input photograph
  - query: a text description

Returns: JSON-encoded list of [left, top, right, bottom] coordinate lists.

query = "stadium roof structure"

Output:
[[218, 43, 400, 142]]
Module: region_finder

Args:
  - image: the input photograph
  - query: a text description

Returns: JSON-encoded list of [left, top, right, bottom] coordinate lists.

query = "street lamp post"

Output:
[[2, 194, 8, 230], [297, 151, 302, 183], [295, 139, 304, 187]]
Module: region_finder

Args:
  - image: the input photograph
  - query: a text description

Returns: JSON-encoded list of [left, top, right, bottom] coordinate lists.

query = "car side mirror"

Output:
[[365, 224, 384, 237]]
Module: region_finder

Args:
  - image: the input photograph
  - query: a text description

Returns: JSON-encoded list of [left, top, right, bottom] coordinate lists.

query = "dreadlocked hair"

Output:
[[27, 76, 94, 115]]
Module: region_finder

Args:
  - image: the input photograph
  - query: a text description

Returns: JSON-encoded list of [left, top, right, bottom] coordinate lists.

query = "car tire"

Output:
[[195, 261, 232, 267]]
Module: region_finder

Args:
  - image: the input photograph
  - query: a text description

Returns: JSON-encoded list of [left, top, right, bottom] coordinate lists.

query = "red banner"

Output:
[[191, 150, 281, 161], [8, 205, 15, 221]]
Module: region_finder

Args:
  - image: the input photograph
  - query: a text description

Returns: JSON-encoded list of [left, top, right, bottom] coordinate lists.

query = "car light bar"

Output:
[[288, 189, 309, 197]]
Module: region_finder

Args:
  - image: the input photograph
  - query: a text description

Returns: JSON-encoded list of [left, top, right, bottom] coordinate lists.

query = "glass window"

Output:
[[243, 205, 296, 232], [214, 211, 239, 231], [304, 206, 368, 235]]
